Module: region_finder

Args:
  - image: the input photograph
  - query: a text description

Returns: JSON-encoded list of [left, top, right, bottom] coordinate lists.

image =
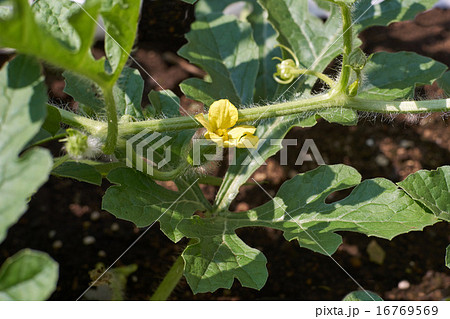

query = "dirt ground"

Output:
[[0, 4, 449, 300]]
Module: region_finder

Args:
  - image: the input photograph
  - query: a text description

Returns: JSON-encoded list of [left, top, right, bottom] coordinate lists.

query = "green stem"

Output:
[[150, 251, 186, 301], [28, 132, 67, 148], [57, 107, 107, 135], [57, 96, 450, 139], [102, 86, 118, 154], [292, 69, 335, 87], [334, 4, 353, 94]]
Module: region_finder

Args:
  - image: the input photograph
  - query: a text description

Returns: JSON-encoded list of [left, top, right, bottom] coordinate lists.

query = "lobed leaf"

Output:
[[398, 166, 450, 222], [182, 233, 268, 294], [0, 249, 58, 301], [358, 52, 447, 100], [179, 165, 438, 292], [102, 168, 209, 242], [178, 13, 259, 106], [0, 0, 107, 84], [195, 0, 281, 102], [0, 55, 53, 242]]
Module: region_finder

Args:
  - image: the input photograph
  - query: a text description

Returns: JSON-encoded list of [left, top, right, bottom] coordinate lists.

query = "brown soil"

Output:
[[0, 5, 449, 300]]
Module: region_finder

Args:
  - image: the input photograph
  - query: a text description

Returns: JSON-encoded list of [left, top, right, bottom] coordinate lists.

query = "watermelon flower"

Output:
[[195, 99, 259, 148]]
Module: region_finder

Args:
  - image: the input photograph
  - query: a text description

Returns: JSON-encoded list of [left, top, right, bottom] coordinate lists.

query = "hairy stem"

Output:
[[149, 251, 185, 301], [102, 86, 118, 154], [57, 97, 450, 139], [334, 3, 353, 94]]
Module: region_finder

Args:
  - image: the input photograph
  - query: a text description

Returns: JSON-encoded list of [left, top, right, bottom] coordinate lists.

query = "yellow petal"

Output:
[[236, 134, 259, 149], [227, 125, 256, 140], [195, 113, 212, 132], [205, 131, 224, 147], [208, 99, 238, 131]]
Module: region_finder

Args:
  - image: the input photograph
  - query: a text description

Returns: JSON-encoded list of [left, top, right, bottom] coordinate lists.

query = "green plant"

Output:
[[0, 0, 449, 300]]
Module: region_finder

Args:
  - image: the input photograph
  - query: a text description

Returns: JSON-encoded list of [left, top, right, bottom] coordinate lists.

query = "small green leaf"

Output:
[[42, 104, 62, 136], [0, 249, 59, 301], [354, 0, 437, 31], [0, 55, 53, 243], [179, 13, 259, 106], [102, 168, 208, 242], [180, 0, 196, 4], [52, 161, 102, 186], [342, 290, 383, 301], [398, 166, 450, 221], [437, 71, 450, 96], [148, 90, 180, 118], [359, 52, 447, 100], [182, 233, 268, 294]]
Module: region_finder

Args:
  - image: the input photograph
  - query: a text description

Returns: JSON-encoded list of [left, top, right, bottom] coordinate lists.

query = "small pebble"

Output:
[[90, 211, 101, 221], [398, 280, 410, 290], [375, 154, 390, 167], [98, 250, 107, 258], [48, 230, 57, 239], [365, 138, 375, 147], [111, 223, 120, 232], [83, 236, 96, 245], [52, 240, 63, 250], [399, 140, 414, 148]]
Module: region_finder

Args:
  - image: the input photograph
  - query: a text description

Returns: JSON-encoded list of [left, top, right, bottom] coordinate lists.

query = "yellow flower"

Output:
[[195, 99, 259, 148]]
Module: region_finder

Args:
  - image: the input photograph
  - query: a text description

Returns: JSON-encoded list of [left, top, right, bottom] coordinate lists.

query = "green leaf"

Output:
[[342, 290, 383, 301], [100, 0, 141, 75], [182, 234, 268, 294], [195, 0, 281, 102], [247, 2, 281, 102], [257, 0, 346, 91], [63, 71, 104, 113], [354, 0, 437, 31], [148, 90, 180, 118], [358, 52, 447, 100], [180, 0, 197, 4], [437, 71, 450, 96], [398, 166, 450, 221], [42, 104, 62, 136], [0, 249, 58, 301], [179, 164, 438, 293], [113, 66, 144, 118], [52, 161, 102, 186], [0, 55, 53, 243], [0, 0, 108, 84], [64, 66, 144, 117], [179, 13, 259, 106], [102, 168, 209, 242], [446, 245, 449, 269]]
